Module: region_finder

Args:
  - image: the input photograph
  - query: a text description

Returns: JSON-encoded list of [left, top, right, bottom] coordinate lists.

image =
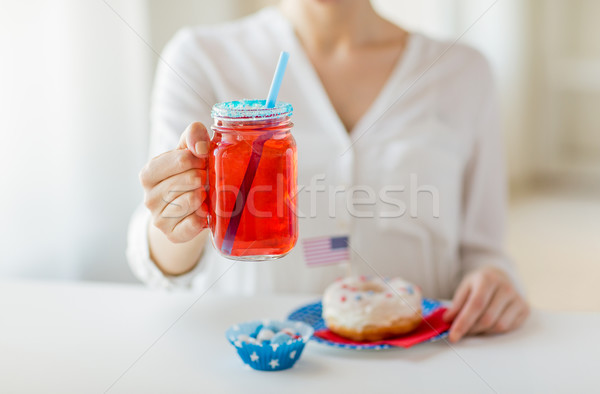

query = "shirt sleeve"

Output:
[[459, 59, 524, 293], [126, 28, 215, 289]]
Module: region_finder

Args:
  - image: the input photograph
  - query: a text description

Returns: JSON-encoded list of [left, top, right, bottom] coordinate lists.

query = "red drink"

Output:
[[209, 100, 297, 260]]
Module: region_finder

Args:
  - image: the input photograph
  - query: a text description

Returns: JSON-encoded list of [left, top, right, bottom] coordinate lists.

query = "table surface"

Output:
[[1, 279, 598, 394]]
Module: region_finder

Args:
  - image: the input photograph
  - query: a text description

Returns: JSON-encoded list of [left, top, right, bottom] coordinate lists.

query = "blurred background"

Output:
[[1, 0, 598, 311]]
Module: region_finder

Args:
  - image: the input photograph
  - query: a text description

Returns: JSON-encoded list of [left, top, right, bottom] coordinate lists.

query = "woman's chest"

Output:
[[307, 48, 405, 133], [350, 104, 474, 238]]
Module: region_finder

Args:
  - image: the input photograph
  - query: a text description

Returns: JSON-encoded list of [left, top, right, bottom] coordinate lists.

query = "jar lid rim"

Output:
[[211, 99, 293, 120]]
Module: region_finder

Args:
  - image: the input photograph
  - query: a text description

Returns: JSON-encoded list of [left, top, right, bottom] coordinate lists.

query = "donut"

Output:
[[322, 275, 423, 341]]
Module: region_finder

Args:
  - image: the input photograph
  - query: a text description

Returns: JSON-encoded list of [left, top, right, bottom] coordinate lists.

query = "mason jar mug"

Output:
[[207, 99, 298, 261]]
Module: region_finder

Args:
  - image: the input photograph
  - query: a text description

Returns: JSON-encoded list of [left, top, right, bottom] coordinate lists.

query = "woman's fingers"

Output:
[[448, 279, 497, 343], [490, 299, 527, 333], [160, 189, 206, 220], [443, 281, 471, 322], [140, 149, 206, 189], [170, 210, 209, 243], [512, 308, 530, 330], [195, 201, 209, 217], [141, 122, 210, 190], [469, 285, 512, 334], [153, 190, 206, 242], [139, 122, 212, 243], [177, 121, 210, 157], [444, 267, 530, 341], [144, 168, 207, 212], [144, 165, 209, 244]]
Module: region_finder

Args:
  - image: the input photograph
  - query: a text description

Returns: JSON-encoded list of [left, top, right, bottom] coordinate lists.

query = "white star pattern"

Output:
[[269, 359, 279, 369], [271, 343, 279, 351], [234, 340, 242, 348], [250, 352, 259, 362], [289, 350, 296, 359]]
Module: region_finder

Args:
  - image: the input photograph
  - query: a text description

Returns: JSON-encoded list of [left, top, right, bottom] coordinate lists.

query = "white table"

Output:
[[1, 280, 598, 394]]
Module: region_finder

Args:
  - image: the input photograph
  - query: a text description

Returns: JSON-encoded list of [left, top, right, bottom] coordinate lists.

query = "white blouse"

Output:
[[127, 7, 520, 299]]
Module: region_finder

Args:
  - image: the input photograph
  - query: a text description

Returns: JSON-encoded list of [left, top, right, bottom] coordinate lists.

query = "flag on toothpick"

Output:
[[302, 235, 349, 266]]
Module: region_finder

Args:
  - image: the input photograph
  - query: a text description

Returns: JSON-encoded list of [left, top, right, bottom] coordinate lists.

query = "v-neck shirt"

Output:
[[127, 6, 521, 299], [281, 14, 422, 139]]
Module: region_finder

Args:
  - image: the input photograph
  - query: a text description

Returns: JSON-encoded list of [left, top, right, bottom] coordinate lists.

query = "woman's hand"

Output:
[[140, 122, 210, 243], [443, 266, 529, 342]]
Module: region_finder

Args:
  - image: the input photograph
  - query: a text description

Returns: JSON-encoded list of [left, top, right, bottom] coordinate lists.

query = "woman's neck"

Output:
[[279, 0, 388, 53]]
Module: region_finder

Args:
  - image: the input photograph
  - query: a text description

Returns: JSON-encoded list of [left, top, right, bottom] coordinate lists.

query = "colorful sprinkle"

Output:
[[280, 328, 296, 336], [407, 286, 414, 295], [355, 294, 362, 301], [366, 290, 374, 295], [349, 287, 357, 292], [341, 284, 348, 289], [386, 293, 393, 298], [341, 296, 346, 302], [360, 275, 367, 281]]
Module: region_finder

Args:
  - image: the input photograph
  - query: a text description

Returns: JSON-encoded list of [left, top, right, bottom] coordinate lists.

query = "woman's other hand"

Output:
[[443, 266, 530, 342]]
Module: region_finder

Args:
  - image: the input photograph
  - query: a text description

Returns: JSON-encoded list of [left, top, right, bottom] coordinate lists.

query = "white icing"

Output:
[[322, 276, 422, 330]]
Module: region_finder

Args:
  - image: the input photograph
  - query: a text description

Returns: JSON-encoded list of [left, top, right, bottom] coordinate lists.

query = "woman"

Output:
[[128, 0, 529, 342]]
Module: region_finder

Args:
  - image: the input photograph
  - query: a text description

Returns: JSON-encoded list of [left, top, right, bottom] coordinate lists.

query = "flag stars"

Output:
[[250, 352, 259, 362]]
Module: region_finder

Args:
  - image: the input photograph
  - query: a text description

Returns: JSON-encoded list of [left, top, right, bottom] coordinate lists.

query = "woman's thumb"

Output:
[[177, 122, 210, 157]]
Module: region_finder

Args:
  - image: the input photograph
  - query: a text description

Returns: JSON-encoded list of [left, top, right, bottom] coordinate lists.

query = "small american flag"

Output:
[[302, 235, 350, 266]]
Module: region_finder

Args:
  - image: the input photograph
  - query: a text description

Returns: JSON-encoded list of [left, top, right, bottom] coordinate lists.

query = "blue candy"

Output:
[[250, 324, 264, 338], [265, 324, 281, 333], [270, 332, 292, 345]]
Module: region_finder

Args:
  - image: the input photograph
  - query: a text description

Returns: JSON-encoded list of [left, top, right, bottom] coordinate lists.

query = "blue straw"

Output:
[[221, 51, 290, 256], [265, 51, 289, 108]]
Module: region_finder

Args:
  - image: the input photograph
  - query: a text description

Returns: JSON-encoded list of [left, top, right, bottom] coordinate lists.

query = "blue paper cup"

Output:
[[226, 319, 314, 371]]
